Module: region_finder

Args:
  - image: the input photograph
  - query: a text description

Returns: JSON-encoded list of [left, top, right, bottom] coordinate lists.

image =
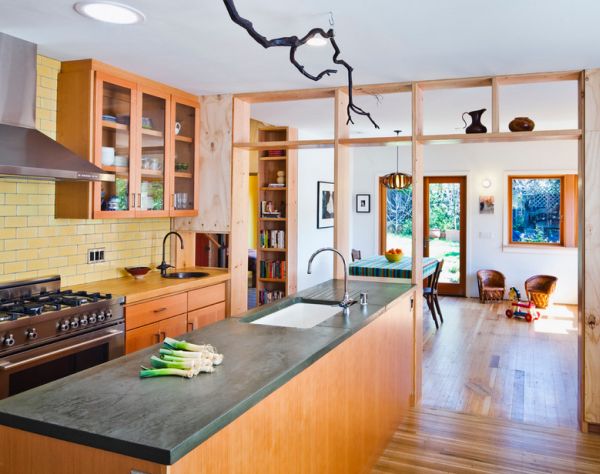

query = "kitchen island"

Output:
[[0, 280, 415, 474]]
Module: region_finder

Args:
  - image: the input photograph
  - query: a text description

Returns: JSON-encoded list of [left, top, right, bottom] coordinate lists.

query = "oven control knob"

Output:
[[59, 320, 70, 331], [25, 328, 38, 340], [80, 315, 88, 326], [70, 318, 80, 329], [97, 311, 106, 322], [89, 313, 97, 324], [106, 310, 113, 319], [3, 334, 15, 347]]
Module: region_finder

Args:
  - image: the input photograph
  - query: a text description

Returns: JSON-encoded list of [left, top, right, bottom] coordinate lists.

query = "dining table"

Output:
[[349, 255, 438, 281]]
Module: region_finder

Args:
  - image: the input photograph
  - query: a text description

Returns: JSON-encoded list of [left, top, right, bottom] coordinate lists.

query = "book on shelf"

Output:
[[259, 289, 285, 305], [259, 229, 285, 249], [259, 260, 286, 280]]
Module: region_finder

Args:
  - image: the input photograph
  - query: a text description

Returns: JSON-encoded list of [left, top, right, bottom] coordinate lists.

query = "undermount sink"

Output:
[[249, 302, 343, 329], [162, 271, 210, 279]]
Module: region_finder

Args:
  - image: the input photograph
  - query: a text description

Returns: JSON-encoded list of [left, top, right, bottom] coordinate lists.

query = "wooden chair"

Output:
[[424, 259, 444, 329], [351, 249, 362, 262], [525, 275, 558, 309], [477, 270, 506, 303]]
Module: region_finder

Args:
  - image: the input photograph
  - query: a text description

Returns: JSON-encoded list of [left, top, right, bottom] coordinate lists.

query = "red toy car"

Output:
[[506, 287, 540, 322]]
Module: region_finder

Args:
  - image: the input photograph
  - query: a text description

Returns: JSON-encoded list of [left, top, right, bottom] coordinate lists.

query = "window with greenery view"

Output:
[[510, 177, 562, 244]]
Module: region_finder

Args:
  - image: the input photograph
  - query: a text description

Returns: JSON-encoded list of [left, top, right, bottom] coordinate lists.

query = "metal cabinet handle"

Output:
[[187, 322, 195, 331], [159, 331, 166, 341], [131, 193, 136, 209], [138, 193, 142, 209], [587, 314, 597, 330], [153, 307, 167, 314]]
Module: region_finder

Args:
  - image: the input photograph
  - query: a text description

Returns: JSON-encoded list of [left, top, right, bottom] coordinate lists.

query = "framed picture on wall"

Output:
[[317, 181, 334, 229], [356, 194, 371, 213]]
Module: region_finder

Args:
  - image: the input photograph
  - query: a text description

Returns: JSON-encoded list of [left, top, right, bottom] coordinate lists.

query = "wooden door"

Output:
[[424, 176, 467, 296], [93, 72, 138, 218], [125, 321, 161, 354], [158, 314, 187, 341], [187, 302, 226, 332]]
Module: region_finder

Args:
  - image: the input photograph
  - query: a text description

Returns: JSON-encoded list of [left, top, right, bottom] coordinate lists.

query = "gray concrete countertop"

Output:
[[0, 279, 414, 465]]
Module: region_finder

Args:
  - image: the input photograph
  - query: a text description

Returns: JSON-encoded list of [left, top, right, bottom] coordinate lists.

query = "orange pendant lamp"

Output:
[[382, 130, 412, 190]]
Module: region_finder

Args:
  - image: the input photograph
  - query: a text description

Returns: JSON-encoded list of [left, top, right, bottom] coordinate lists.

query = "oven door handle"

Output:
[[0, 327, 124, 372]]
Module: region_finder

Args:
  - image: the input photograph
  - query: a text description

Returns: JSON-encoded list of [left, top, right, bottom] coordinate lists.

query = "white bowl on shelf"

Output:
[[101, 147, 115, 166]]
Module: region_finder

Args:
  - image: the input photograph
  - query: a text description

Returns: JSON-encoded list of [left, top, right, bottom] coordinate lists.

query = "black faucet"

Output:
[[157, 231, 184, 277]]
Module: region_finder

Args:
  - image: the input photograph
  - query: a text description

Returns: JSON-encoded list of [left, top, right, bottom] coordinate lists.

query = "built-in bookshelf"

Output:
[[256, 126, 297, 306]]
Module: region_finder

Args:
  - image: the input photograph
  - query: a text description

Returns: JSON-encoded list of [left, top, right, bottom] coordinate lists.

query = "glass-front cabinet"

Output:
[[137, 88, 169, 216], [89, 71, 199, 218], [170, 97, 200, 216], [94, 73, 137, 218]]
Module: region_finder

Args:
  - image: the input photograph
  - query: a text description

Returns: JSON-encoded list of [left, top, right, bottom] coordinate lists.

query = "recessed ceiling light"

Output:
[[307, 35, 328, 47], [74, 1, 145, 24]]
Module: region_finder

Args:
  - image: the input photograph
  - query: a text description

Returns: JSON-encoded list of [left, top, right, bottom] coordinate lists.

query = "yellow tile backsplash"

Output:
[[0, 55, 171, 286]]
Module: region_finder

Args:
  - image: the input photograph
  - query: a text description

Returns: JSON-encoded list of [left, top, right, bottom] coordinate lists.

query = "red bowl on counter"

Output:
[[125, 266, 152, 279]]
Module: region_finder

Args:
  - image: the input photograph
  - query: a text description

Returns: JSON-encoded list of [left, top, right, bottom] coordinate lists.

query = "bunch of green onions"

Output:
[[139, 337, 224, 379]]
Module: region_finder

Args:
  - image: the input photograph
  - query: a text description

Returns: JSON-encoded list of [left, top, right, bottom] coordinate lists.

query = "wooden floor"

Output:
[[421, 297, 578, 429], [372, 407, 600, 473]]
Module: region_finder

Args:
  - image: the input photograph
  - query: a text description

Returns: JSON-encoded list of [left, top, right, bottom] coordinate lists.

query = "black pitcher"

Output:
[[462, 109, 487, 134]]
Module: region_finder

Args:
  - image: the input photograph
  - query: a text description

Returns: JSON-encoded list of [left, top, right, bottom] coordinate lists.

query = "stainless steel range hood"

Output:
[[0, 32, 114, 182]]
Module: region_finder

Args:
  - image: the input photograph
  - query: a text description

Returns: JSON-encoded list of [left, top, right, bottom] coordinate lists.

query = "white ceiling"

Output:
[[0, 0, 592, 135], [1, 0, 599, 98]]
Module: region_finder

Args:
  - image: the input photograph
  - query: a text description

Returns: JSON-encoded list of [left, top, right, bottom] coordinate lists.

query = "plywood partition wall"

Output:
[[230, 98, 251, 315], [334, 90, 351, 279], [583, 69, 600, 428]]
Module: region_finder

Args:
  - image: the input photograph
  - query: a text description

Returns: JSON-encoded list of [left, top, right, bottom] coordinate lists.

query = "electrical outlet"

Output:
[[87, 248, 106, 264]]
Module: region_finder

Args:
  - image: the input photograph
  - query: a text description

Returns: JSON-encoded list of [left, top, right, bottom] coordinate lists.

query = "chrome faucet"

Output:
[[307, 247, 354, 310], [157, 231, 184, 277]]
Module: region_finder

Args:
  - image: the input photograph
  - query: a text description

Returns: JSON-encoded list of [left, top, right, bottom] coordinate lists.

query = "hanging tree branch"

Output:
[[222, 0, 379, 129]]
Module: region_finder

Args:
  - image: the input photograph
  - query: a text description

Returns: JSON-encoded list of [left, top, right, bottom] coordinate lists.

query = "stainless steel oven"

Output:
[[0, 322, 124, 399], [0, 276, 125, 400]]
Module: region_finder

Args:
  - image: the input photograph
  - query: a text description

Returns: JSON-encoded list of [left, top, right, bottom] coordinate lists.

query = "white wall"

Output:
[[351, 140, 578, 304], [296, 148, 335, 290]]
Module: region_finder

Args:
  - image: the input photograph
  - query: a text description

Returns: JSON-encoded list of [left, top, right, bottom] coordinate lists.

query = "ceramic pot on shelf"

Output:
[[462, 109, 487, 134], [509, 116, 535, 132]]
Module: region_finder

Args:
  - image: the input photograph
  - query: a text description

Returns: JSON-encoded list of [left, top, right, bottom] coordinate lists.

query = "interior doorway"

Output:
[[424, 176, 467, 297]]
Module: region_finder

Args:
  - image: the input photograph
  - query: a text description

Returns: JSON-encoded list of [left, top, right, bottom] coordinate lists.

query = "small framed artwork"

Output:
[[479, 195, 494, 214], [317, 181, 334, 229], [355, 194, 371, 213]]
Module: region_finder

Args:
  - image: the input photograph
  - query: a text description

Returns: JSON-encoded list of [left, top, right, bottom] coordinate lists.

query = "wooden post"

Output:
[[230, 98, 251, 316], [334, 89, 351, 279], [583, 69, 600, 428], [411, 83, 425, 405], [492, 77, 500, 133]]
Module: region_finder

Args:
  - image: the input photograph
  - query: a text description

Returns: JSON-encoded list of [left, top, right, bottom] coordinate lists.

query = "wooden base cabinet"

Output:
[[126, 314, 187, 354], [125, 283, 227, 354]]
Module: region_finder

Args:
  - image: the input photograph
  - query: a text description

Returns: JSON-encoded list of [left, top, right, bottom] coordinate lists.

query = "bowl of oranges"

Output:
[[385, 248, 403, 263]]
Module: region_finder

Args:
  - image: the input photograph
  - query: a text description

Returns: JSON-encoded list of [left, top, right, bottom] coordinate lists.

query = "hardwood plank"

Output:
[[418, 129, 582, 144], [422, 297, 578, 428], [228, 98, 251, 316], [334, 89, 351, 279], [584, 68, 600, 424], [233, 139, 334, 150], [372, 407, 600, 474]]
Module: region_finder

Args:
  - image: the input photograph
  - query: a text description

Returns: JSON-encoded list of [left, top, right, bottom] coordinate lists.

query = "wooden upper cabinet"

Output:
[[170, 96, 200, 217], [55, 59, 200, 219]]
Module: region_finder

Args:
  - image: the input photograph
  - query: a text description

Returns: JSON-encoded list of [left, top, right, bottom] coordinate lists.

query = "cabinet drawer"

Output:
[[126, 292, 187, 330], [188, 283, 226, 311], [125, 314, 187, 354], [187, 302, 226, 332]]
